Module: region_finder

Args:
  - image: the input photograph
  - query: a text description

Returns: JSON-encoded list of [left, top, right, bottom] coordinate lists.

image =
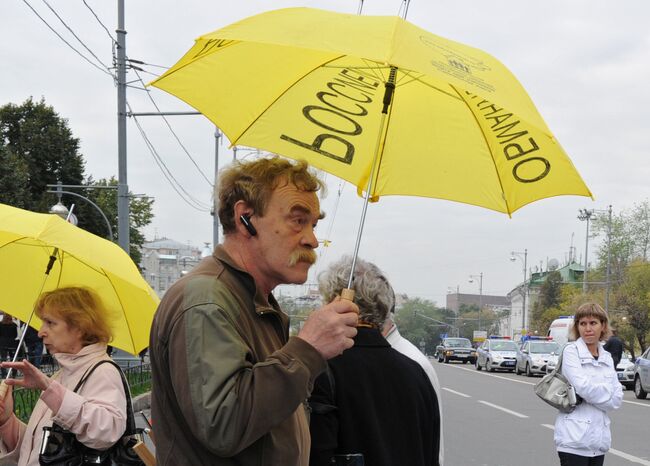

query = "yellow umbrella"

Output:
[[0, 203, 159, 355], [150, 7, 592, 214]]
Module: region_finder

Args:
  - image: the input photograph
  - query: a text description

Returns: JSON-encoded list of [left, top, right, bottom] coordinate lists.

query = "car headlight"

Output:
[[493, 354, 503, 361]]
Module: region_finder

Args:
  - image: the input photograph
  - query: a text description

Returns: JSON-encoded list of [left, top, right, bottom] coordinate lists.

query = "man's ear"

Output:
[[233, 201, 256, 237]]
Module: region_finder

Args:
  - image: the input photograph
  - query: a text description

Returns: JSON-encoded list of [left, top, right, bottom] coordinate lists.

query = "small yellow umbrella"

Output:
[[0, 203, 159, 356], [151, 7, 591, 214]]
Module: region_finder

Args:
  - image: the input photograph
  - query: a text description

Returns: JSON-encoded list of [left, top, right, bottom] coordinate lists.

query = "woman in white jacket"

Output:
[[554, 303, 623, 466]]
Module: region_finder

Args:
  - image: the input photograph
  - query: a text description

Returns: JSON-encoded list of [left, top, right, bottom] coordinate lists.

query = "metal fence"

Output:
[[11, 356, 151, 422]]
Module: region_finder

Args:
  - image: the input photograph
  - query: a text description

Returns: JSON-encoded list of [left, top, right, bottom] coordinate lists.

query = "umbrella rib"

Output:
[[231, 54, 348, 146], [449, 84, 512, 216], [103, 267, 138, 355]]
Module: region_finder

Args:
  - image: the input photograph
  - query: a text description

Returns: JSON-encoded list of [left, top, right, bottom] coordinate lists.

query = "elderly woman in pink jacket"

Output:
[[0, 287, 127, 466]]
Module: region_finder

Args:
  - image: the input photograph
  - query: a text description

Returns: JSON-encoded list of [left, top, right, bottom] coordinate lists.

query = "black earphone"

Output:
[[239, 214, 258, 236]]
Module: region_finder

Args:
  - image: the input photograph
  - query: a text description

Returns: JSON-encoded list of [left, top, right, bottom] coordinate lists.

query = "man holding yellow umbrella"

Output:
[[150, 6, 593, 466]]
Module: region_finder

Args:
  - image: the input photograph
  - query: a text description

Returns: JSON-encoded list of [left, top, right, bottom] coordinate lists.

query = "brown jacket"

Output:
[[150, 246, 326, 465]]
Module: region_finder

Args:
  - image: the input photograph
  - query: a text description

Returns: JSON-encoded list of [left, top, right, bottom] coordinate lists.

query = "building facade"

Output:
[[140, 238, 210, 297]]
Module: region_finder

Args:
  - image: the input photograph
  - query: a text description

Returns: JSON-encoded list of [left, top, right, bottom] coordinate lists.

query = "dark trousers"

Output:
[[558, 452, 605, 466]]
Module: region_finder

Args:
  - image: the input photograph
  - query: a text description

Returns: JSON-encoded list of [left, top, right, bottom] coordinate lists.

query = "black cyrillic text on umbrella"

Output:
[[281, 68, 380, 165], [464, 91, 551, 184]]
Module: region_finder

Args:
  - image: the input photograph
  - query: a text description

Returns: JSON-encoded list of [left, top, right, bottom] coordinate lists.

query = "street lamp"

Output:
[[577, 208, 594, 294], [469, 273, 483, 331], [510, 249, 528, 333], [47, 181, 114, 241]]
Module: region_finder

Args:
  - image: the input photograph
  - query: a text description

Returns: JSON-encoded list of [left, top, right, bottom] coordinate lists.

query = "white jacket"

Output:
[[554, 338, 623, 457], [385, 325, 444, 465]]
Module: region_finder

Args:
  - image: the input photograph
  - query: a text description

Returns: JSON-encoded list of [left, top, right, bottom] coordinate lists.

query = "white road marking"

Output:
[[623, 399, 650, 408], [609, 448, 650, 465], [442, 387, 471, 398], [450, 364, 536, 385], [541, 424, 650, 465], [478, 400, 529, 418]]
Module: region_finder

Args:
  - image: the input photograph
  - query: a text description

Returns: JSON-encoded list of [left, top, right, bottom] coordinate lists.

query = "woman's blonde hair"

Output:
[[569, 302, 611, 342], [36, 287, 113, 346]]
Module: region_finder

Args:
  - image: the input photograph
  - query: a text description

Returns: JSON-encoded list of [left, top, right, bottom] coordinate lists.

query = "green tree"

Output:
[[79, 177, 154, 265], [0, 98, 85, 212], [0, 145, 30, 207], [530, 271, 563, 333], [394, 297, 448, 355], [615, 260, 650, 352]]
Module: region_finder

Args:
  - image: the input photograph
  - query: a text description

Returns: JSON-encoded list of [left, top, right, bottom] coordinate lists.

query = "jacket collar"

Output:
[[354, 327, 391, 348], [213, 245, 280, 316], [574, 337, 613, 368], [54, 342, 108, 372]]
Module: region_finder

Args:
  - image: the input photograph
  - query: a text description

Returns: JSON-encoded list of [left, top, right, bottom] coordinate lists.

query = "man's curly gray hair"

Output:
[[318, 255, 395, 328]]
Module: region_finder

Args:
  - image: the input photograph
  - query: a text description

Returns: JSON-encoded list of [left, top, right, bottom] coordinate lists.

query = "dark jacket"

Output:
[[603, 335, 624, 367], [149, 246, 326, 465], [309, 327, 440, 466]]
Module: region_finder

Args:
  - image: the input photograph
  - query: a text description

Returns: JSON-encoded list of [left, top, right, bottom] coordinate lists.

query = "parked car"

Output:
[[633, 346, 650, 399], [617, 353, 635, 390], [545, 342, 568, 374], [476, 338, 518, 372], [435, 337, 476, 364], [515, 339, 559, 376]]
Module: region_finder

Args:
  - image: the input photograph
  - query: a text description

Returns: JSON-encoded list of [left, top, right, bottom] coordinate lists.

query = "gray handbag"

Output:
[[534, 345, 581, 413]]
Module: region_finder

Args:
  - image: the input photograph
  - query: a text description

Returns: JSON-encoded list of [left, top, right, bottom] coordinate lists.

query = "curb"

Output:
[[132, 391, 151, 412]]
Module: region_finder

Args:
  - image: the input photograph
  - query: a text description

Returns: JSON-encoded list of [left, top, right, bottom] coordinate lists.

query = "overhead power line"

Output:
[[82, 0, 117, 44], [128, 101, 211, 212], [131, 67, 214, 187], [21, 0, 114, 78]]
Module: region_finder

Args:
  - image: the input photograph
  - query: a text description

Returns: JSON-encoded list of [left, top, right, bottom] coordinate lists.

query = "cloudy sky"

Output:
[[2, 0, 649, 306]]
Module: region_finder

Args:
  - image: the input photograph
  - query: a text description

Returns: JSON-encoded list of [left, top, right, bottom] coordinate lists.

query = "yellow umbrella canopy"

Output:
[[0, 203, 159, 355], [151, 7, 591, 215]]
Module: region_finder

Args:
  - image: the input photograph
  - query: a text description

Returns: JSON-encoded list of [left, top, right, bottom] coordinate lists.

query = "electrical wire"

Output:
[[81, 0, 117, 44], [39, 0, 114, 74], [128, 101, 211, 212], [131, 68, 214, 186], [21, 0, 114, 78]]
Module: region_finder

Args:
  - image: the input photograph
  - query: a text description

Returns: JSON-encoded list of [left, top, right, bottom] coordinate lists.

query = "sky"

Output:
[[2, 0, 650, 305]]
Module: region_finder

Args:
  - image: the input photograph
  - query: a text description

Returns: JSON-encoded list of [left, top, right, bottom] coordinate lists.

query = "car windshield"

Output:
[[446, 338, 471, 348], [530, 342, 559, 354], [492, 341, 518, 351]]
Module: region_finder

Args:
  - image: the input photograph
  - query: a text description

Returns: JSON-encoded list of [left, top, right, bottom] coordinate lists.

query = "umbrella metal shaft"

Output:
[[346, 67, 397, 290]]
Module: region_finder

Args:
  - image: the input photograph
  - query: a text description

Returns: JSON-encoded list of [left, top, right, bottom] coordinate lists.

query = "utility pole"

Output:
[[469, 273, 483, 331], [116, 0, 129, 253], [213, 128, 221, 249], [605, 205, 612, 312], [577, 209, 594, 294], [510, 249, 528, 332]]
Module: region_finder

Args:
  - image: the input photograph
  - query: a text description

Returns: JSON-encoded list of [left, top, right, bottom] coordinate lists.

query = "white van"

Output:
[[547, 316, 574, 345]]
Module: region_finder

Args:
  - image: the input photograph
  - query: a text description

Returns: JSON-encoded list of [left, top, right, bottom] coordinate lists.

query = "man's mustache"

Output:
[[288, 248, 317, 267]]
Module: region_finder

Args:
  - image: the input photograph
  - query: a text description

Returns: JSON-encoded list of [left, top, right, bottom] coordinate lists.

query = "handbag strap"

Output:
[[72, 359, 138, 435], [554, 343, 575, 374]]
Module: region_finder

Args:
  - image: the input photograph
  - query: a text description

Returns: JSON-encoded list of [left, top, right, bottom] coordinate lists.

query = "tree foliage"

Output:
[[0, 98, 85, 211], [0, 98, 153, 265], [615, 260, 650, 351], [394, 297, 452, 355]]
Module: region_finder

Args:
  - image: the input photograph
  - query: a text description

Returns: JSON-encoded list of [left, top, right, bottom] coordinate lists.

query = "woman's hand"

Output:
[[0, 382, 14, 425], [1, 359, 52, 391]]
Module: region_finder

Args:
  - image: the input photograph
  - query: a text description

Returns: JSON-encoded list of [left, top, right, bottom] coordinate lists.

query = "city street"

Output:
[[435, 360, 650, 466]]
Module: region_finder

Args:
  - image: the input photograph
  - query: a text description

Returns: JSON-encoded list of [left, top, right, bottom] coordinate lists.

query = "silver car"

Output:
[[633, 346, 650, 399], [515, 340, 559, 376], [476, 339, 518, 372]]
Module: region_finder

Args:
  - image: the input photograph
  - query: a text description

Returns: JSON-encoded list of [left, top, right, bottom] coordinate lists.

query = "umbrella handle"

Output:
[[0, 380, 9, 401], [341, 289, 355, 301]]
